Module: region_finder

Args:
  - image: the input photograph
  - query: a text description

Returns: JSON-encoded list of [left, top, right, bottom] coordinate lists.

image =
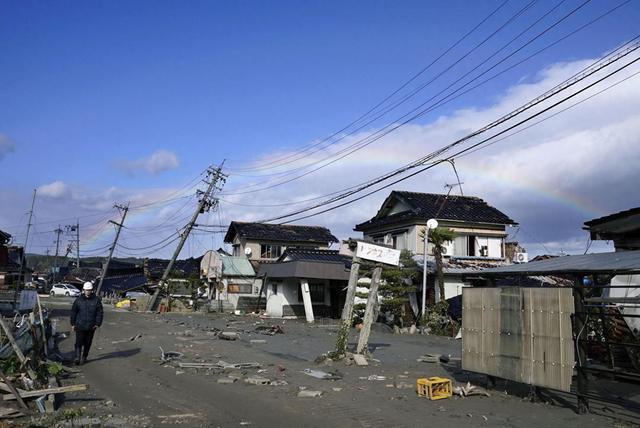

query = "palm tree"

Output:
[[420, 226, 455, 303]]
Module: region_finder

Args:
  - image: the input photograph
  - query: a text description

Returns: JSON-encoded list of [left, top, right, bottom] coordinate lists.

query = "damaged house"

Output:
[[354, 191, 518, 300]]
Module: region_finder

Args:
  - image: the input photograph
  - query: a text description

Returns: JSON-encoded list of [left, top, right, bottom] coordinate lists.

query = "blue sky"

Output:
[[1, 0, 640, 258]]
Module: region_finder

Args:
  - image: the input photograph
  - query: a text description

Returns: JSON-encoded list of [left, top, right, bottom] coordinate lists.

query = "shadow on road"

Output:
[[91, 348, 141, 362]]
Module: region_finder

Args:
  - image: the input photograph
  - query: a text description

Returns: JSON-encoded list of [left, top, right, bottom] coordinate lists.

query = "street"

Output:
[[37, 298, 637, 427]]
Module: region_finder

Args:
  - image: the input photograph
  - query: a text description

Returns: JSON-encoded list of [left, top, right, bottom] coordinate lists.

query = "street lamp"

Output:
[[421, 218, 438, 318]]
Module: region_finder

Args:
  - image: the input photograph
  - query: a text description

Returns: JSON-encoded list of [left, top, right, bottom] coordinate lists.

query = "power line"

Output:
[[220, 0, 621, 195], [259, 45, 640, 224], [225, 0, 514, 174]]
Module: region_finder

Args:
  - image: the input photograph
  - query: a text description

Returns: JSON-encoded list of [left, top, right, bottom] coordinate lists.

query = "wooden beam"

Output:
[[0, 318, 38, 380], [0, 369, 29, 412], [3, 384, 88, 401]]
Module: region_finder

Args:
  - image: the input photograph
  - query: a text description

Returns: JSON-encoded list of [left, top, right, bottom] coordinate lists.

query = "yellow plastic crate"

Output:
[[416, 377, 452, 400]]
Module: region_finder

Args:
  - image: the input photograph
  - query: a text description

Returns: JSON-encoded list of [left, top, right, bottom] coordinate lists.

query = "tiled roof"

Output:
[[355, 191, 516, 231], [583, 206, 640, 228], [224, 222, 338, 244], [279, 248, 351, 265], [0, 230, 11, 245]]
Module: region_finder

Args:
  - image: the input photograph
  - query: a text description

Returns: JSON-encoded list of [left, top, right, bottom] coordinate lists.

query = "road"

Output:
[[40, 297, 638, 427]]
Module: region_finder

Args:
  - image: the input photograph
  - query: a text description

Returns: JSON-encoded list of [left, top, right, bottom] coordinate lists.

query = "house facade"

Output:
[[354, 191, 517, 300], [583, 207, 640, 335], [258, 248, 351, 321], [224, 222, 338, 262], [354, 191, 517, 260]]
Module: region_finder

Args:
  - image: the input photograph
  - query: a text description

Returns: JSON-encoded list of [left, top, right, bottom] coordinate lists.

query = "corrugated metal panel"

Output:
[[477, 250, 640, 276], [462, 287, 574, 392], [220, 255, 255, 277]]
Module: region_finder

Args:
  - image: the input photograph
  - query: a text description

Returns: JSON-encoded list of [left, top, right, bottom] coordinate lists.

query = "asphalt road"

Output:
[[40, 297, 639, 428]]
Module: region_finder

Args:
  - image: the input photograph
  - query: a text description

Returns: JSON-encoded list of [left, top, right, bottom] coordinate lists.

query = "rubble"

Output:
[[352, 354, 368, 366], [245, 376, 270, 385], [254, 325, 284, 335], [297, 390, 322, 398], [302, 369, 342, 380], [220, 331, 239, 341], [453, 382, 491, 398]]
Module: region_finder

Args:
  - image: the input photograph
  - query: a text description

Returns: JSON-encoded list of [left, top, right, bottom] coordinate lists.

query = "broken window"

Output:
[[260, 244, 283, 259]]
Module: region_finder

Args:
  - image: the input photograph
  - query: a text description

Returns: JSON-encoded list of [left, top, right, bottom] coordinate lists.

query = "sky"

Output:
[[1, 0, 639, 260]]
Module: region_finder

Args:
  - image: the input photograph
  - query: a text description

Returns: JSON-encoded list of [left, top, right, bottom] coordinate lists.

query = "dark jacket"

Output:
[[70, 294, 104, 331]]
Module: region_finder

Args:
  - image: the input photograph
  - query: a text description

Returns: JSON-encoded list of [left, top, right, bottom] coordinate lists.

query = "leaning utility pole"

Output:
[[15, 189, 37, 305], [53, 226, 64, 284], [95, 204, 129, 295], [147, 162, 227, 312], [65, 221, 80, 270]]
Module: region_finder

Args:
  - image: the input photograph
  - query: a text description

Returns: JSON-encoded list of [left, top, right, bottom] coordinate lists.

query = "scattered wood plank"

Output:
[[0, 368, 29, 412], [3, 384, 88, 401], [0, 318, 38, 380]]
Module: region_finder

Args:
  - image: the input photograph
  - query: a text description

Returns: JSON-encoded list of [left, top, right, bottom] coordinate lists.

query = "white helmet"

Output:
[[83, 282, 94, 291]]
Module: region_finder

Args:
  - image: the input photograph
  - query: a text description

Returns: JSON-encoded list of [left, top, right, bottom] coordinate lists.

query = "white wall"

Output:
[[443, 276, 468, 300], [265, 278, 331, 317]]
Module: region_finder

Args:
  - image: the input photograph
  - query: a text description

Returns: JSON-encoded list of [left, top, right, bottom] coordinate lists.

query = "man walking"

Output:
[[70, 282, 103, 365]]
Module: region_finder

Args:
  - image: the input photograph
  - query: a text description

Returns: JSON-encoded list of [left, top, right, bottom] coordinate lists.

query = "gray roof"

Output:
[[476, 250, 640, 276], [259, 260, 350, 281], [279, 248, 352, 265], [355, 191, 516, 231], [224, 221, 338, 244]]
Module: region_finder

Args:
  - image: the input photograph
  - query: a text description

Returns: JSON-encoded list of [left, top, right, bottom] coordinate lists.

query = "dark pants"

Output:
[[75, 329, 95, 358]]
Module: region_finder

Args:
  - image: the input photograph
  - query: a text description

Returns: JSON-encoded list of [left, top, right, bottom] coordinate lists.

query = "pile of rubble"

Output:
[[0, 295, 87, 420]]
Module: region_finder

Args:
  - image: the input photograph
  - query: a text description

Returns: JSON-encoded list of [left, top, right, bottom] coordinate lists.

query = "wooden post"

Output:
[[333, 256, 361, 357], [572, 279, 589, 414], [356, 265, 382, 355], [36, 294, 48, 358], [0, 318, 38, 380], [0, 368, 29, 412], [300, 279, 315, 323]]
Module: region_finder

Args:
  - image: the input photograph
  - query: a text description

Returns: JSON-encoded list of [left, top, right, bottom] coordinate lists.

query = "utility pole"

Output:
[[53, 226, 64, 284], [421, 219, 438, 317], [15, 189, 37, 306], [65, 221, 80, 270], [147, 162, 227, 312], [95, 204, 129, 295]]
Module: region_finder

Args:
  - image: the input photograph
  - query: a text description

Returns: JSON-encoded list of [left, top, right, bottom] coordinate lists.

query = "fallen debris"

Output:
[[360, 375, 387, 381], [179, 360, 262, 370], [159, 347, 184, 362], [297, 390, 322, 398], [245, 376, 270, 385], [220, 332, 240, 341], [112, 334, 143, 344], [254, 325, 284, 336], [3, 384, 88, 401], [217, 377, 237, 384], [270, 380, 288, 386], [417, 353, 441, 363], [250, 339, 267, 344], [303, 369, 342, 380], [352, 354, 368, 366], [453, 382, 491, 398]]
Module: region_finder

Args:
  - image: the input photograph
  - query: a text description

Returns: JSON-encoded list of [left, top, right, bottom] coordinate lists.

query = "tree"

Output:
[[420, 227, 455, 303], [378, 250, 420, 327]]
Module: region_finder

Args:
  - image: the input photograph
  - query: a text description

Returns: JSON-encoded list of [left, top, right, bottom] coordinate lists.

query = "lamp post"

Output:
[[421, 218, 438, 318]]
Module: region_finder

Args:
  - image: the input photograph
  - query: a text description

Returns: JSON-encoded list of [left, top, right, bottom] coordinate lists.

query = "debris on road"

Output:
[[245, 376, 270, 385], [111, 333, 143, 344], [270, 380, 288, 386], [217, 377, 238, 384], [417, 353, 441, 363], [360, 375, 387, 381], [159, 347, 184, 362], [297, 390, 322, 398], [254, 325, 284, 336], [303, 369, 342, 380], [352, 354, 368, 366], [250, 339, 267, 344], [453, 382, 491, 398], [220, 331, 240, 341]]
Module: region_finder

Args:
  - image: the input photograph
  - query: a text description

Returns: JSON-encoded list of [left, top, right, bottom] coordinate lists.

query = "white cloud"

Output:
[[0, 134, 16, 161], [4, 55, 640, 259], [38, 181, 69, 198], [220, 56, 640, 256], [119, 149, 180, 175]]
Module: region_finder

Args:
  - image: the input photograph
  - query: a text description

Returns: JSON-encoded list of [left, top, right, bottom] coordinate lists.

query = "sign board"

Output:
[[355, 241, 400, 266]]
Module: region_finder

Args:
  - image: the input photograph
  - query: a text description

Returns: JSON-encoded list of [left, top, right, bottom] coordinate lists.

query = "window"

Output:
[[392, 233, 406, 250], [260, 244, 283, 259], [298, 283, 325, 303], [227, 283, 253, 294], [232, 245, 241, 257]]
